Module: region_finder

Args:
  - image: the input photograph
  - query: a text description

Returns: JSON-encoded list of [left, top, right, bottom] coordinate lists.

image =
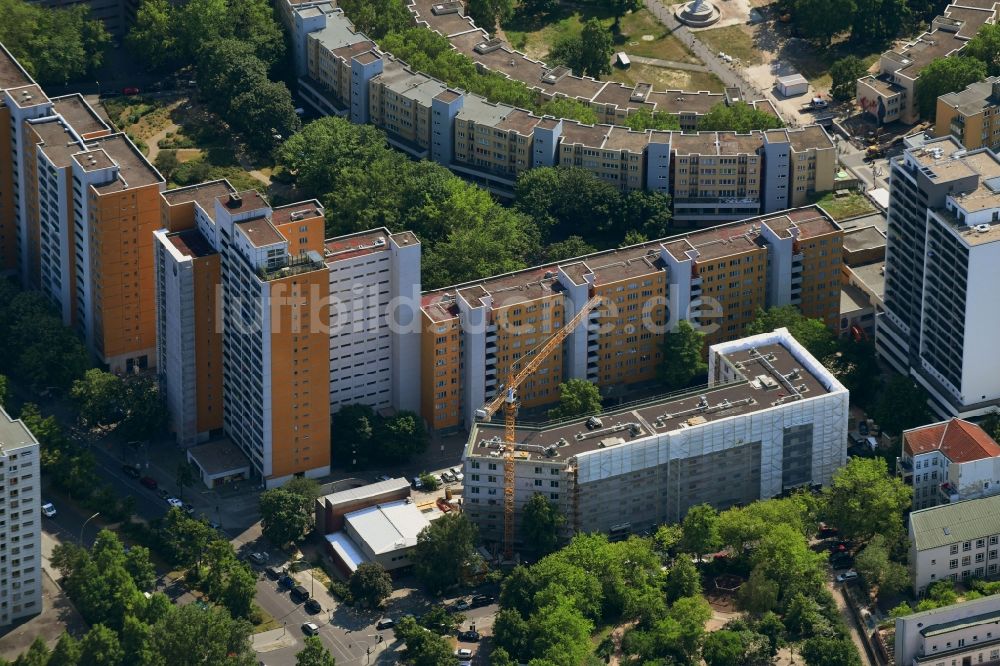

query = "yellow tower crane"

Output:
[[475, 294, 602, 560]]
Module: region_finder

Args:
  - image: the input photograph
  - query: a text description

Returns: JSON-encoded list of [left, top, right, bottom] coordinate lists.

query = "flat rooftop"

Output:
[[840, 283, 872, 313], [52, 95, 109, 136], [468, 341, 835, 460], [421, 206, 840, 321], [938, 76, 1000, 116], [168, 228, 217, 259], [344, 499, 431, 554], [319, 477, 410, 508], [272, 200, 324, 226], [162, 180, 236, 220], [31, 117, 86, 167], [217, 190, 270, 215], [842, 226, 886, 254], [324, 228, 393, 263], [236, 217, 284, 248], [7, 84, 48, 109], [186, 439, 250, 476], [0, 405, 38, 454], [847, 262, 885, 300], [0, 45, 32, 90], [88, 134, 163, 193]]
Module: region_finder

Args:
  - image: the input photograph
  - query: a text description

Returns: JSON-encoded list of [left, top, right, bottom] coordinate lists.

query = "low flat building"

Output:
[[936, 77, 1000, 151], [324, 498, 432, 576], [899, 419, 1000, 510], [908, 493, 1000, 595], [185, 439, 251, 489], [314, 478, 411, 535], [462, 327, 849, 544], [895, 592, 1000, 665]]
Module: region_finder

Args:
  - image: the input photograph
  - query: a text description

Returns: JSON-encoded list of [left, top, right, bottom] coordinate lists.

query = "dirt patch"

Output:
[[611, 62, 724, 91]]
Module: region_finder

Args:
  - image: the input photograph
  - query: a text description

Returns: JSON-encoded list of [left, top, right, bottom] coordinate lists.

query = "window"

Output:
[[950, 559, 959, 570], [951, 544, 960, 555]]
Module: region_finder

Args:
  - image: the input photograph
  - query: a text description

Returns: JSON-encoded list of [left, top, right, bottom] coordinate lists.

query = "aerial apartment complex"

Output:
[[878, 134, 1000, 419], [856, 0, 1000, 125], [895, 595, 1000, 664], [898, 418, 1000, 510], [462, 327, 849, 542], [280, 1, 836, 223], [935, 76, 1000, 151], [421, 205, 844, 431], [0, 44, 166, 374], [0, 406, 42, 627]]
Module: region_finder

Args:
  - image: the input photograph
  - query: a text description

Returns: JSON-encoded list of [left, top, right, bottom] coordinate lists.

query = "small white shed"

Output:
[[776, 73, 809, 97]]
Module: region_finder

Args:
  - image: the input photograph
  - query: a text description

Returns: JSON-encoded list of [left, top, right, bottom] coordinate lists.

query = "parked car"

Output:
[[264, 566, 281, 580], [183, 503, 195, 516], [818, 522, 838, 538], [450, 467, 464, 483], [122, 464, 141, 479], [453, 599, 471, 612], [858, 421, 869, 436], [375, 474, 392, 482], [457, 630, 481, 642], [376, 618, 395, 630], [836, 570, 859, 583], [304, 599, 322, 614], [278, 575, 295, 589], [455, 648, 474, 658], [301, 622, 319, 636], [166, 497, 183, 508], [291, 585, 310, 603], [441, 471, 456, 483], [249, 552, 268, 565], [470, 594, 494, 608], [41, 502, 57, 518], [830, 552, 854, 569], [412, 476, 424, 490], [140, 476, 158, 490], [157, 489, 170, 500], [122, 87, 140, 95], [586, 416, 603, 430]]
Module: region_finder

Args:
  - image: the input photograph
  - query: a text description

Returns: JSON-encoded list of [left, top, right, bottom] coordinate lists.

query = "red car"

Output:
[[122, 87, 140, 96], [140, 476, 158, 490]]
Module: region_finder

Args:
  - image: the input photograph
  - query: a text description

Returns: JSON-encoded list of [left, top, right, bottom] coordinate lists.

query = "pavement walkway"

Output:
[[627, 54, 710, 72], [253, 627, 298, 653]]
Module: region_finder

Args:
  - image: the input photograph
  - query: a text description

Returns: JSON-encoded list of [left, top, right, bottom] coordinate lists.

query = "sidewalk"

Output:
[[252, 627, 297, 653]]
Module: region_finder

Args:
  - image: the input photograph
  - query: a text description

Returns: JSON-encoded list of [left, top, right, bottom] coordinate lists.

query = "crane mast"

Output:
[[477, 294, 601, 560]]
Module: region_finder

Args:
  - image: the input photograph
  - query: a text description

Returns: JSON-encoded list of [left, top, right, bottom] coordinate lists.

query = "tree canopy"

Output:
[[0, 0, 109, 85], [830, 56, 868, 101], [822, 457, 911, 542], [548, 379, 602, 420], [745, 306, 837, 360], [697, 102, 784, 132], [411, 513, 479, 594], [348, 562, 394, 608], [660, 320, 708, 390], [549, 18, 615, 78], [964, 23, 1000, 76], [872, 375, 933, 435], [259, 484, 315, 547], [331, 404, 429, 469], [521, 493, 566, 556], [916, 56, 987, 120]]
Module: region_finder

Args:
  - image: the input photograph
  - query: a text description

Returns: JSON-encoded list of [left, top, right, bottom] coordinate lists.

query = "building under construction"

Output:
[[461, 328, 849, 543]]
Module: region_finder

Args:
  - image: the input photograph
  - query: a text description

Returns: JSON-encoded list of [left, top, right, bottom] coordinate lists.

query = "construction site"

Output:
[[461, 328, 849, 549]]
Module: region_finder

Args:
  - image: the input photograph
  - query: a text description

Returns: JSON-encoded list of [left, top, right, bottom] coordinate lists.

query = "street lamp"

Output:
[[80, 511, 100, 545]]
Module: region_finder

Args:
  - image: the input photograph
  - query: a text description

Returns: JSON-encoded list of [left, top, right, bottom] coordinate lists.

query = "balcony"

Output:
[[938, 481, 960, 504], [896, 457, 913, 483]]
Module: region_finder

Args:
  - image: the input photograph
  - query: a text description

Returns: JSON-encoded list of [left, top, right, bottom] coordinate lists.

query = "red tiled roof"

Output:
[[903, 418, 1000, 463]]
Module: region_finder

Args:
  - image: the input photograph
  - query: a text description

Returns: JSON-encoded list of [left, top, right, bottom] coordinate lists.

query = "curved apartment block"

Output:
[[281, 0, 837, 223]]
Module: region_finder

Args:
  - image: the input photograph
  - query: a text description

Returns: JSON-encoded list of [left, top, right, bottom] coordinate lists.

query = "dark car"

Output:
[[122, 87, 140, 95], [470, 594, 494, 608], [122, 465, 141, 479], [830, 552, 854, 569], [158, 489, 170, 500], [858, 421, 869, 436], [304, 599, 322, 614], [264, 566, 281, 580], [278, 575, 295, 589], [290, 585, 310, 603], [376, 618, 395, 630], [183, 504, 195, 516], [458, 630, 481, 642], [140, 476, 158, 490]]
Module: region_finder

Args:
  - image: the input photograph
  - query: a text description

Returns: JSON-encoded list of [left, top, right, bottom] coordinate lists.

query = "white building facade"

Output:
[[895, 595, 1000, 666]]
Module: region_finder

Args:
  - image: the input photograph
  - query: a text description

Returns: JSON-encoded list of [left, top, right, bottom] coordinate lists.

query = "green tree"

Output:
[[259, 488, 312, 547], [338, 0, 413, 38], [147, 603, 256, 665], [872, 375, 933, 435], [521, 493, 566, 556], [703, 630, 746, 666], [737, 567, 780, 615], [494, 609, 531, 662], [0, 374, 8, 407], [380, 411, 430, 463], [529, 598, 594, 665], [348, 562, 393, 608], [468, 0, 515, 32], [801, 636, 862, 666], [852, 0, 907, 43], [419, 604, 463, 634], [791, 0, 856, 46], [916, 56, 987, 120], [229, 77, 301, 151], [331, 403, 376, 468], [822, 457, 911, 541], [830, 56, 868, 101], [964, 23, 1000, 76], [491, 647, 517, 666], [660, 320, 707, 390], [160, 508, 217, 567], [624, 108, 682, 131], [127, 0, 176, 68], [13, 638, 49, 666], [696, 101, 784, 132], [542, 236, 597, 262], [222, 562, 257, 619], [854, 534, 909, 596], [125, 545, 157, 591], [665, 556, 701, 603], [48, 633, 82, 666], [751, 524, 826, 606], [395, 615, 455, 666], [550, 18, 615, 78], [79, 624, 124, 666], [172, 0, 228, 59], [295, 636, 336, 666], [548, 379, 602, 420], [681, 503, 721, 560], [410, 513, 478, 594], [118, 376, 168, 441], [745, 306, 837, 360]]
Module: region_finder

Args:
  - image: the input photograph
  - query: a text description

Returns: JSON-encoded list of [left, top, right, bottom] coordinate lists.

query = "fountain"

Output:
[[675, 0, 721, 27]]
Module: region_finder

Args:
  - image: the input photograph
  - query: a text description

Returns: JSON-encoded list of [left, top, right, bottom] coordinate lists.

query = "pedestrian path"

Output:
[[628, 54, 710, 72], [252, 627, 297, 652]]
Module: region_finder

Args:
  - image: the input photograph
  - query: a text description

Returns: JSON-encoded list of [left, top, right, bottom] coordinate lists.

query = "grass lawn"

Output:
[[505, 7, 700, 66], [610, 62, 724, 92], [697, 25, 763, 65], [813, 191, 876, 221], [780, 40, 882, 91]]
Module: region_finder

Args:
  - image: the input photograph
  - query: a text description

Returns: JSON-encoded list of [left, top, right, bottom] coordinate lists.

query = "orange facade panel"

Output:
[[274, 212, 325, 256], [421, 311, 461, 430], [267, 270, 331, 480]]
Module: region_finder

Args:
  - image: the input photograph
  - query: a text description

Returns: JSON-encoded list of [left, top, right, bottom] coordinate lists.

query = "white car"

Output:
[[41, 502, 57, 518], [836, 570, 859, 583], [455, 648, 474, 658], [166, 497, 183, 508], [450, 467, 464, 483]]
